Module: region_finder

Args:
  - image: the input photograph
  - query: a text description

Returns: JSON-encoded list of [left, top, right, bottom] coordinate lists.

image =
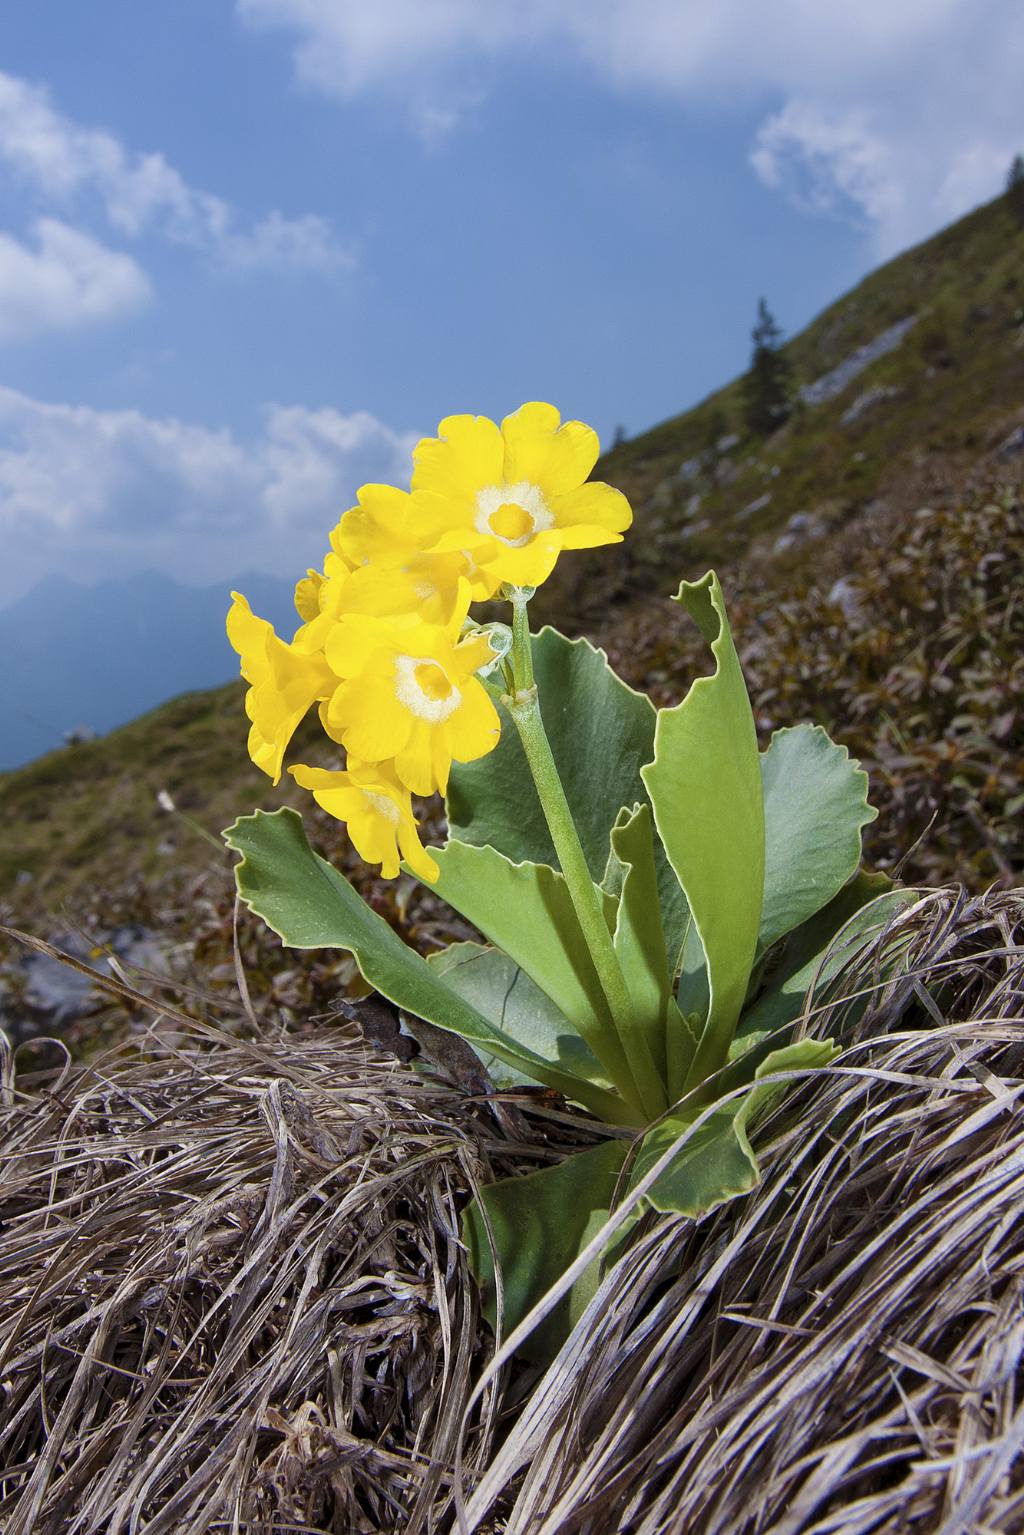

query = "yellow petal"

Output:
[[324, 614, 398, 679], [431, 726, 452, 795], [394, 719, 443, 796], [291, 762, 409, 880], [399, 822, 440, 883], [425, 525, 492, 556], [550, 480, 632, 536], [330, 671, 412, 761], [340, 557, 466, 626], [227, 592, 271, 684], [552, 523, 624, 552], [350, 760, 439, 882], [228, 592, 333, 782], [340, 565, 424, 616], [317, 698, 345, 743], [501, 402, 600, 497], [293, 568, 324, 622], [411, 412, 504, 504], [292, 609, 334, 653], [333, 484, 412, 565], [445, 678, 501, 764], [322, 549, 353, 581], [477, 530, 563, 589], [290, 764, 363, 817]]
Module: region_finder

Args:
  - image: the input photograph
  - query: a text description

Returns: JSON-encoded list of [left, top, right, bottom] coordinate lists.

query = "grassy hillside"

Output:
[[0, 683, 275, 906], [2, 189, 1022, 942]]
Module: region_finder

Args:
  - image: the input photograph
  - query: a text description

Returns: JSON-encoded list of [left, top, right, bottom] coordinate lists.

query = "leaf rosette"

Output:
[[224, 402, 907, 1360]]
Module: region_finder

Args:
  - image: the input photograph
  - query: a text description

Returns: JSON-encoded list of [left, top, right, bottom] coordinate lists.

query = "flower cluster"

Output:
[[228, 401, 631, 882]]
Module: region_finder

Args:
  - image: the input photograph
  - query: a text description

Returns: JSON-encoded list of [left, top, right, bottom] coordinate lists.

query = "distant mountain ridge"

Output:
[[0, 570, 295, 771]]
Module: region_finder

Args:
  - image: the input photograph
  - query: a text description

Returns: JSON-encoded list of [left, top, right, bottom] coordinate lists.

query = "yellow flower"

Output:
[[290, 549, 356, 653], [410, 401, 632, 590], [290, 760, 439, 882], [331, 482, 494, 617], [227, 593, 334, 783], [323, 609, 500, 796], [293, 567, 325, 625]]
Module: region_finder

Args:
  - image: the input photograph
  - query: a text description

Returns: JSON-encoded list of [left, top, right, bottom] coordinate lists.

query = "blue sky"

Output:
[[1, 0, 1021, 606]]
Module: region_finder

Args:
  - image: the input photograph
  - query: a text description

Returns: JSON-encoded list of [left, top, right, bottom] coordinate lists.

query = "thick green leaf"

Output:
[[430, 839, 640, 1109], [664, 997, 700, 1109], [630, 1106, 760, 1218], [427, 941, 610, 1092], [224, 808, 626, 1122], [447, 625, 691, 965], [676, 919, 710, 1036], [729, 875, 916, 1071], [641, 572, 765, 1089], [448, 627, 655, 879], [605, 804, 671, 1085], [463, 1136, 629, 1362], [760, 725, 878, 953], [676, 727, 878, 1029], [632, 1038, 836, 1216]]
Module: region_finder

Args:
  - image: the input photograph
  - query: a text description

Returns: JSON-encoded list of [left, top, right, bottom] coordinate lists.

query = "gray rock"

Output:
[[801, 315, 918, 407], [774, 511, 825, 556], [841, 384, 901, 427], [0, 925, 167, 1046], [739, 492, 772, 520], [677, 455, 702, 482], [994, 425, 1024, 460], [683, 493, 702, 520]]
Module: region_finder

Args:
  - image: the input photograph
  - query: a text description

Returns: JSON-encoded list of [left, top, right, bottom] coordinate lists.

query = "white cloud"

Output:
[[0, 218, 150, 341], [236, 0, 1024, 254], [237, 0, 521, 98], [0, 384, 417, 602], [750, 83, 1023, 257], [0, 70, 351, 273], [234, 0, 967, 97], [750, 102, 905, 233], [221, 211, 348, 274], [259, 403, 418, 524]]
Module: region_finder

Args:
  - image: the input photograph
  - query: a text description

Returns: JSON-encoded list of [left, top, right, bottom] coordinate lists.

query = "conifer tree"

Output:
[[742, 299, 793, 437], [1007, 154, 1024, 227]]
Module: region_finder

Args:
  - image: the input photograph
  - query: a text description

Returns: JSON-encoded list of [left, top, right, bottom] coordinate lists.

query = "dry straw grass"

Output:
[[1, 886, 1023, 1533]]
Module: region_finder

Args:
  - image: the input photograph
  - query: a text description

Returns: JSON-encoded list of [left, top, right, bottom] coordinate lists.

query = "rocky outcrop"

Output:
[[801, 316, 918, 407]]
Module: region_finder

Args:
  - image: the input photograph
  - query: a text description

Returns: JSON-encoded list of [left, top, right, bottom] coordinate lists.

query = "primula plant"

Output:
[[224, 401, 897, 1357]]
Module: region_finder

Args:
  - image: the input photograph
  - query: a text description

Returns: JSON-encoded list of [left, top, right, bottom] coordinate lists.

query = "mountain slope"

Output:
[[537, 189, 1024, 625]]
